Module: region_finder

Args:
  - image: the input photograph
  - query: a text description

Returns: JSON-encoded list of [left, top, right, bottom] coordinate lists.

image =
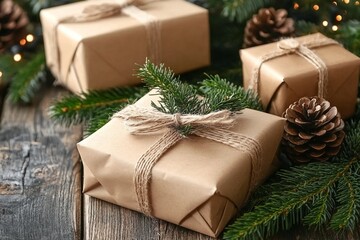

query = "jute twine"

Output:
[[249, 37, 339, 99], [47, 0, 161, 92], [113, 104, 263, 216]]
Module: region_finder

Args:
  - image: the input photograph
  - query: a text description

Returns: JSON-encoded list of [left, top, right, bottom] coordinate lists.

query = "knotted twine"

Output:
[[249, 37, 339, 99], [112, 104, 263, 216], [48, 0, 161, 92]]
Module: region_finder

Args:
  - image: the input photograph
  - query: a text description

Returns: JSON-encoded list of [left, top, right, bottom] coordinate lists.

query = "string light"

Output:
[[355, 1, 359, 5], [313, 4, 320, 10], [19, 39, 26, 46], [322, 21, 329, 26], [0, 71, 2, 78], [293, 2, 299, 9], [26, 34, 34, 42], [344, 0, 350, 3], [332, 25, 339, 31], [333, 1, 338, 5], [13, 53, 22, 62], [336, 15, 343, 21]]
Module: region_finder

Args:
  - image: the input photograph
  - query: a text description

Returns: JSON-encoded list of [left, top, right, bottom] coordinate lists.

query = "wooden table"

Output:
[[1, 86, 359, 240]]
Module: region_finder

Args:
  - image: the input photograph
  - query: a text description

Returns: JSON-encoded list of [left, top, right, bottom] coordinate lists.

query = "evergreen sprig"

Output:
[[199, 74, 262, 111], [49, 86, 146, 128], [8, 51, 47, 103], [136, 60, 262, 135], [221, 0, 268, 23], [49, 60, 261, 135], [223, 118, 360, 240], [137, 59, 203, 115], [137, 59, 261, 115]]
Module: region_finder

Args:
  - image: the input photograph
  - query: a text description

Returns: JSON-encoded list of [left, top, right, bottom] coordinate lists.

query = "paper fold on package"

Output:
[[240, 33, 360, 119], [77, 91, 285, 237]]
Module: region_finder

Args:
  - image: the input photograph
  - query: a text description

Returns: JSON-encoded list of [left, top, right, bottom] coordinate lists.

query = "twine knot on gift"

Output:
[[249, 36, 339, 99], [48, 0, 161, 92], [113, 104, 263, 216]]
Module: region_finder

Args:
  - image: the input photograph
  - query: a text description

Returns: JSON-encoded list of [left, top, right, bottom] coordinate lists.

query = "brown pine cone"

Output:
[[282, 96, 345, 164], [0, 0, 29, 52], [243, 8, 295, 48]]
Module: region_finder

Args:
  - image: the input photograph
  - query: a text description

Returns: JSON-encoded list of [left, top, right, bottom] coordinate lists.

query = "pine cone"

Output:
[[243, 8, 295, 48], [282, 96, 345, 164], [0, 0, 29, 52]]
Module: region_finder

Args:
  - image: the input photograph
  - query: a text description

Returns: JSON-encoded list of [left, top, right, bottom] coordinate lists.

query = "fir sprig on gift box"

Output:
[[50, 59, 262, 135], [138, 59, 261, 115]]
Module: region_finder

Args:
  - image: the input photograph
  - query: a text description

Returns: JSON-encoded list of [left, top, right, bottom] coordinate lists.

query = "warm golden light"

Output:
[[293, 2, 299, 9], [344, 0, 350, 3], [313, 4, 320, 10], [336, 15, 343, 21], [355, 1, 360, 5], [13, 53, 22, 62], [26, 34, 34, 42], [333, 1, 338, 5], [0, 71, 3, 78], [322, 21, 329, 26], [332, 25, 339, 31], [19, 39, 26, 46]]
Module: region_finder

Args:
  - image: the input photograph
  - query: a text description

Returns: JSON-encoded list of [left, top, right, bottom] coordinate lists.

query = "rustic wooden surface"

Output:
[[0, 86, 82, 239], [1, 86, 360, 240]]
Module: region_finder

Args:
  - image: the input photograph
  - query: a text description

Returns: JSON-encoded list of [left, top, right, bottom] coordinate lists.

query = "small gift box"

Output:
[[40, 0, 210, 94], [77, 89, 285, 237], [240, 33, 360, 119]]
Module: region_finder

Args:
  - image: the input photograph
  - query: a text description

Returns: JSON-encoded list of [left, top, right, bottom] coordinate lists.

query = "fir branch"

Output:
[[0, 54, 24, 83], [8, 51, 47, 103], [137, 59, 203, 115], [221, 0, 268, 23], [223, 118, 360, 240], [199, 74, 262, 112], [330, 172, 360, 232], [49, 86, 146, 126], [336, 20, 360, 57], [295, 20, 321, 36]]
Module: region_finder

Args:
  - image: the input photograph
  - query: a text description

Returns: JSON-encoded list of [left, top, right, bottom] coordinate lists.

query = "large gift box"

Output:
[[40, 0, 210, 94], [77, 89, 285, 237], [240, 33, 360, 119]]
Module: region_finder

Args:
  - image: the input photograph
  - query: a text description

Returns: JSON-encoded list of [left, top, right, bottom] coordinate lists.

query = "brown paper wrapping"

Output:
[[77, 90, 285, 237], [40, 0, 210, 94], [240, 33, 360, 119]]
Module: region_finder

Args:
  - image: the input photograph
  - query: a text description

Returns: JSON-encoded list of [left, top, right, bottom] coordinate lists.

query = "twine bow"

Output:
[[113, 104, 263, 216], [249, 36, 339, 99], [48, 0, 161, 92]]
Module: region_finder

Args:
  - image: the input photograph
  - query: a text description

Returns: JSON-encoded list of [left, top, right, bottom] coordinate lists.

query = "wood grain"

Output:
[[0, 86, 83, 240], [84, 195, 216, 240]]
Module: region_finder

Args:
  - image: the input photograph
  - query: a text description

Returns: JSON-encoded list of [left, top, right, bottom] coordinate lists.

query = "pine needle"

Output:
[[49, 86, 147, 127], [221, 0, 268, 23], [7, 51, 47, 103]]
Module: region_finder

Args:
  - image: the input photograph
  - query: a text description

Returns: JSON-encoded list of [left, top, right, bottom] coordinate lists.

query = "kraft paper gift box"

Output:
[[40, 0, 210, 94], [240, 33, 360, 119], [77, 89, 285, 237]]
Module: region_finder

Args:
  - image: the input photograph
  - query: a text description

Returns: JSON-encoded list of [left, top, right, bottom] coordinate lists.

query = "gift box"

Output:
[[77, 89, 285, 237], [40, 0, 210, 94], [240, 33, 360, 119]]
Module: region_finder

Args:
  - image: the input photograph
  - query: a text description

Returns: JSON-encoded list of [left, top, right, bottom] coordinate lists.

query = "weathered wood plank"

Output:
[[0, 86, 83, 240], [84, 195, 215, 240]]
